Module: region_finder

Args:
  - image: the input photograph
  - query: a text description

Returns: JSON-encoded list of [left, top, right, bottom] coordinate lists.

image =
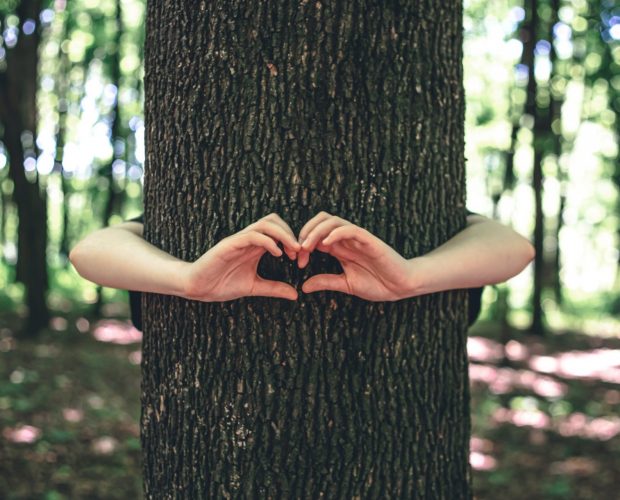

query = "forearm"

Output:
[[69, 227, 190, 297], [407, 219, 535, 295]]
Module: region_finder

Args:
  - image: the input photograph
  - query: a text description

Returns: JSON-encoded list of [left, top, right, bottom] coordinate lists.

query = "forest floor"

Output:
[[0, 307, 619, 499]]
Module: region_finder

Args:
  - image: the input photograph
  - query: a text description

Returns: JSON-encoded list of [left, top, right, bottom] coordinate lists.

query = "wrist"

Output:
[[169, 259, 194, 298], [403, 256, 433, 298]]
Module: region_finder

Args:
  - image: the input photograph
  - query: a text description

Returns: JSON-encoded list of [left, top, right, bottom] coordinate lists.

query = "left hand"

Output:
[[296, 212, 421, 301]]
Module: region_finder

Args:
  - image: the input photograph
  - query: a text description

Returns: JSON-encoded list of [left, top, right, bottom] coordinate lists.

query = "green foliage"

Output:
[[541, 477, 572, 497], [0, 1, 618, 494]]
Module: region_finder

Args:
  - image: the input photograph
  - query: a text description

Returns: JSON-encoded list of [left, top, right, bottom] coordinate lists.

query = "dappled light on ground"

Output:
[[467, 336, 504, 362], [467, 328, 620, 498], [549, 456, 599, 476], [92, 320, 142, 344], [469, 363, 567, 397], [470, 451, 498, 471], [491, 407, 620, 440], [0, 321, 143, 498], [468, 336, 620, 385], [529, 349, 620, 383], [468, 337, 545, 363], [2, 424, 41, 444], [1, 317, 619, 498], [62, 408, 84, 423], [468, 334, 620, 442], [470, 436, 497, 471], [128, 350, 142, 365], [91, 436, 119, 455]]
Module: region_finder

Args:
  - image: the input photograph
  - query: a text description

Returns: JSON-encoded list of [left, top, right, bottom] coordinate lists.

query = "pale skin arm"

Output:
[[411, 214, 536, 295], [70, 211, 535, 303], [69, 213, 302, 301], [297, 212, 535, 300], [69, 221, 188, 297]]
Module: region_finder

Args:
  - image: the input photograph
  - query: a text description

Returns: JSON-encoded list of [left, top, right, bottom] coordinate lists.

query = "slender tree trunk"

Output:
[[53, 6, 71, 261], [101, 0, 124, 226], [95, 0, 125, 314], [546, 0, 565, 307], [141, 2, 472, 497], [0, 0, 49, 335], [521, 0, 547, 335], [595, 10, 620, 298]]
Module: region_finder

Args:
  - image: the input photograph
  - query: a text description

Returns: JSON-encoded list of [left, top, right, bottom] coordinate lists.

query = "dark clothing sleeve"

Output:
[[126, 214, 144, 330], [465, 208, 484, 326], [127, 214, 144, 224]]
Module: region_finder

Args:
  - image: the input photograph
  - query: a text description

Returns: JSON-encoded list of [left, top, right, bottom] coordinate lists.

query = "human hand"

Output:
[[181, 213, 301, 301], [296, 212, 420, 301]]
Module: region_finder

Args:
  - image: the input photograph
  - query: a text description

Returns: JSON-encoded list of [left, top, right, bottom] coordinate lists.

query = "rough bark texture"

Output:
[[142, 1, 471, 498]]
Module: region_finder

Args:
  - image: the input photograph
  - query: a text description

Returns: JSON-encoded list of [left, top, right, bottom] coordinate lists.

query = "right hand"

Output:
[[181, 213, 301, 301]]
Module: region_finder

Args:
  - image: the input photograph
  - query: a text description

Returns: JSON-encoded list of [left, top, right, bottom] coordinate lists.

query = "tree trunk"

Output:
[[546, 0, 565, 308], [95, 0, 125, 315], [141, 2, 472, 498], [521, 0, 546, 335], [0, 0, 49, 335], [53, 6, 72, 261]]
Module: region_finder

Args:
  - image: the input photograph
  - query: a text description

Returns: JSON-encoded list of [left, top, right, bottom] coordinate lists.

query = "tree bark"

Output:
[[141, 2, 472, 498]]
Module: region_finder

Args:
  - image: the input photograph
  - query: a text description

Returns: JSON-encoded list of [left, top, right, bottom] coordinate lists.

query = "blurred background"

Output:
[[0, 0, 618, 498]]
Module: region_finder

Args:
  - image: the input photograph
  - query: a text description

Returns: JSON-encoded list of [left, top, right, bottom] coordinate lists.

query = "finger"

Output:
[[297, 211, 332, 244], [297, 248, 310, 269], [317, 241, 357, 261], [300, 217, 349, 255], [229, 231, 283, 257], [301, 273, 350, 295], [251, 220, 301, 253], [251, 277, 298, 300], [321, 225, 371, 247], [297, 212, 335, 268], [297, 223, 349, 268], [261, 213, 300, 247], [259, 214, 301, 260]]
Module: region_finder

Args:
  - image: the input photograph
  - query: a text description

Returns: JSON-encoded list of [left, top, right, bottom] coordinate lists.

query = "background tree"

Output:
[[0, 0, 49, 334], [2, 0, 619, 498], [141, 0, 473, 497]]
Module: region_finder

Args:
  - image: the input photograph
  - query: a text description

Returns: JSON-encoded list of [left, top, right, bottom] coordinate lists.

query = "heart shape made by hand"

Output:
[[182, 211, 421, 303]]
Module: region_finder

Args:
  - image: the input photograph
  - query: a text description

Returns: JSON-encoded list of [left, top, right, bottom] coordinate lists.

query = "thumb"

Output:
[[251, 277, 298, 300], [302, 273, 350, 294]]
